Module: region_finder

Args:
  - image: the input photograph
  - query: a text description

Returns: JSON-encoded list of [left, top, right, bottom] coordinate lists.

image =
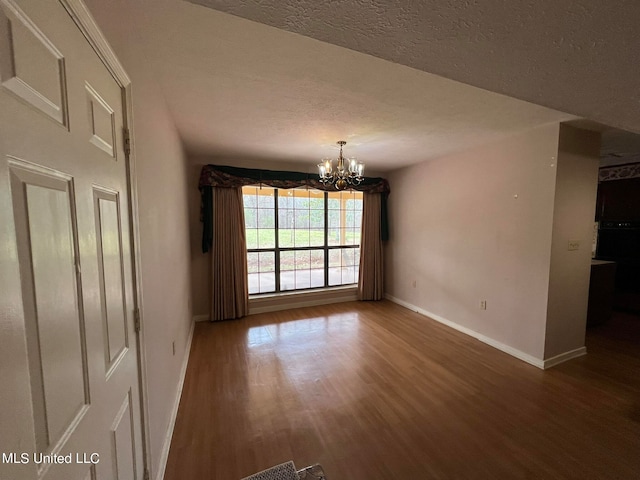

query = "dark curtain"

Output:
[[210, 187, 249, 321], [358, 193, 384, 300]]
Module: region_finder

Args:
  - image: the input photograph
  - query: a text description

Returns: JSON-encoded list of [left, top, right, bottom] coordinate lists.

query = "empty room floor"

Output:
[[164, 301, 640, 479]]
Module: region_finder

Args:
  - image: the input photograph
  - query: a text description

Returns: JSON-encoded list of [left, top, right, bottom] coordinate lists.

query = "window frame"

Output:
[[244, 187, 362, 294]]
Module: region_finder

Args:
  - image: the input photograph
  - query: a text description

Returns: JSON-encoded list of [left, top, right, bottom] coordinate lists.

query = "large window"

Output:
[[243, 186, 363, 294]]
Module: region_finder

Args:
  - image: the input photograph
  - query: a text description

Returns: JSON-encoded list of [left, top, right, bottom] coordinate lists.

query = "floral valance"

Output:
[[599, 162, 640, 182], [200, 164, 391, 253], [199, 164, 390, 194]]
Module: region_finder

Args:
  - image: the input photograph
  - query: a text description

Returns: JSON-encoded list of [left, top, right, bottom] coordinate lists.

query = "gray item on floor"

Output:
[[241, 461, 326, 480]]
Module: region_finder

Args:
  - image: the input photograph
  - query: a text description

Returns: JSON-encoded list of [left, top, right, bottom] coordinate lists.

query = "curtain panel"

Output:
[[210, 186, 249, 321], [358, 193, 384, 300], [200, 164, 390, 253]]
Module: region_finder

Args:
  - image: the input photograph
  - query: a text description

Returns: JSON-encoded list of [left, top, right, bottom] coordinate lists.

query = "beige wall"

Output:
[[84, 2, 193, 478], [544, 125, 600, 359], [131, 78, 192, 477], [385, 124, 562, 361], [189, 160, 210, 319]]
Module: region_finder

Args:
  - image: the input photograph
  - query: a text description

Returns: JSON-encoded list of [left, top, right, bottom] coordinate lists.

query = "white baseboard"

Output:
[[249, 289, 357, 315], [543, 346, 587, 369], [155, 319, 195, 480], [385, 294, 546, 369], [194, 289, 358, 319]]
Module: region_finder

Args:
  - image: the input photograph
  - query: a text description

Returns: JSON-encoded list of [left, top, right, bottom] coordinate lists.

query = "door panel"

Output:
[[84, 466, 97, 480], [94, 187, 129, 372], [111, 391, 137, 480], [0, 1, 143, 479], [86, 83, 116, 158], [8, 161, 90, 457], [0, 0, 69, 126]]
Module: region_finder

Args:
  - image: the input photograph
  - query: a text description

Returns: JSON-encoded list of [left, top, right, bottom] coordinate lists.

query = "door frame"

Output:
[[58, 0, 152, 476]]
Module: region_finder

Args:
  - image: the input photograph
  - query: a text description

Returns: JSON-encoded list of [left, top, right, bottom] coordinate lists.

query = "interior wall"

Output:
[[385, 124, 561, 361], [189, 159, 210, 319], [544, 125, 600, 359], [83, 2, 193, 478], [131, 77, 192, 478]]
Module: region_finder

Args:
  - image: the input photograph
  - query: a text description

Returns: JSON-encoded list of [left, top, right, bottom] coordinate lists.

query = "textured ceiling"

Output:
[[189, 0, 640, 135], [85, 0, 639, 170], [601, 129, 640, 166]]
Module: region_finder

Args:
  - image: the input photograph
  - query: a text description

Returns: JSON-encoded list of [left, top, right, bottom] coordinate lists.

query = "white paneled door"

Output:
[[0, 1, 144, 480]]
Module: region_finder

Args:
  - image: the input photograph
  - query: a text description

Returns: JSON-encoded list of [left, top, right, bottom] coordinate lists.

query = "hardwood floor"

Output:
[[163, 301, 640, 479]]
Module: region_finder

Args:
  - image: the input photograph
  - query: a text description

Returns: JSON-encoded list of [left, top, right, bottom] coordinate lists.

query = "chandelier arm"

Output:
[[317, 140, 364, 191]]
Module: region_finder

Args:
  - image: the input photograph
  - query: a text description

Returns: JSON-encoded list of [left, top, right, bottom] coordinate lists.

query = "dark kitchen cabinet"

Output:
[[595, 178, 640, 221], [595, 175, 640, 313], [587, 260, 616, 326]]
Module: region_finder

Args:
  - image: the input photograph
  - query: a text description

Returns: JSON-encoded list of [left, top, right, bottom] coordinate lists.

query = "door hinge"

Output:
[[134, 307, 141, 333], [143, 468, 150, 480], [123, 127, 132, 157]]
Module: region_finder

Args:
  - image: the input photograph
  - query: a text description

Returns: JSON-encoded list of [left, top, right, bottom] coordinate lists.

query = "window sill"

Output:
[[248, 285, 358, 315]]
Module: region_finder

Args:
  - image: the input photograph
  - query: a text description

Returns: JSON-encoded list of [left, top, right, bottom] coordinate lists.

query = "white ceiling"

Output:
[[601, 129, 640, 167], [189, 0, 640, 135], [85, 0, 640, 172]]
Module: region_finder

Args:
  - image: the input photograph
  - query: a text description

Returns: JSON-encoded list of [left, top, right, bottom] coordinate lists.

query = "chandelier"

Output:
[[317, 140, 365, 190]]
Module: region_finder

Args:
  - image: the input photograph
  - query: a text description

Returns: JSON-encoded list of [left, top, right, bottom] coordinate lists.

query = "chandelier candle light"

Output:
[[318, 140, 365, 190]]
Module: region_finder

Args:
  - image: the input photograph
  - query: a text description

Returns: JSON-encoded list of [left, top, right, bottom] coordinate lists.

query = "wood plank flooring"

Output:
[[163, 300, 640, 479]]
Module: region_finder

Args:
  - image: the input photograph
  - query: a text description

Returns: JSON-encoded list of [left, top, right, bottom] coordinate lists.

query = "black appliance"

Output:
[[597, 221, 640, 311], [598, 221, 640, 261]]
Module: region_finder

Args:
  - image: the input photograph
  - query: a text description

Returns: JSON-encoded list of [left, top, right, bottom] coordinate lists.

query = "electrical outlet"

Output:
[[568, 240, 580, 251], [480, 300, 487, 310]]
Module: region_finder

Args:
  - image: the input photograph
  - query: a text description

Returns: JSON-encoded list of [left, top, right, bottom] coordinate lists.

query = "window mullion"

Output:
[[244, 186, 361, 295], [274, 189, 280, 292], [324, 190, 329, 288]]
